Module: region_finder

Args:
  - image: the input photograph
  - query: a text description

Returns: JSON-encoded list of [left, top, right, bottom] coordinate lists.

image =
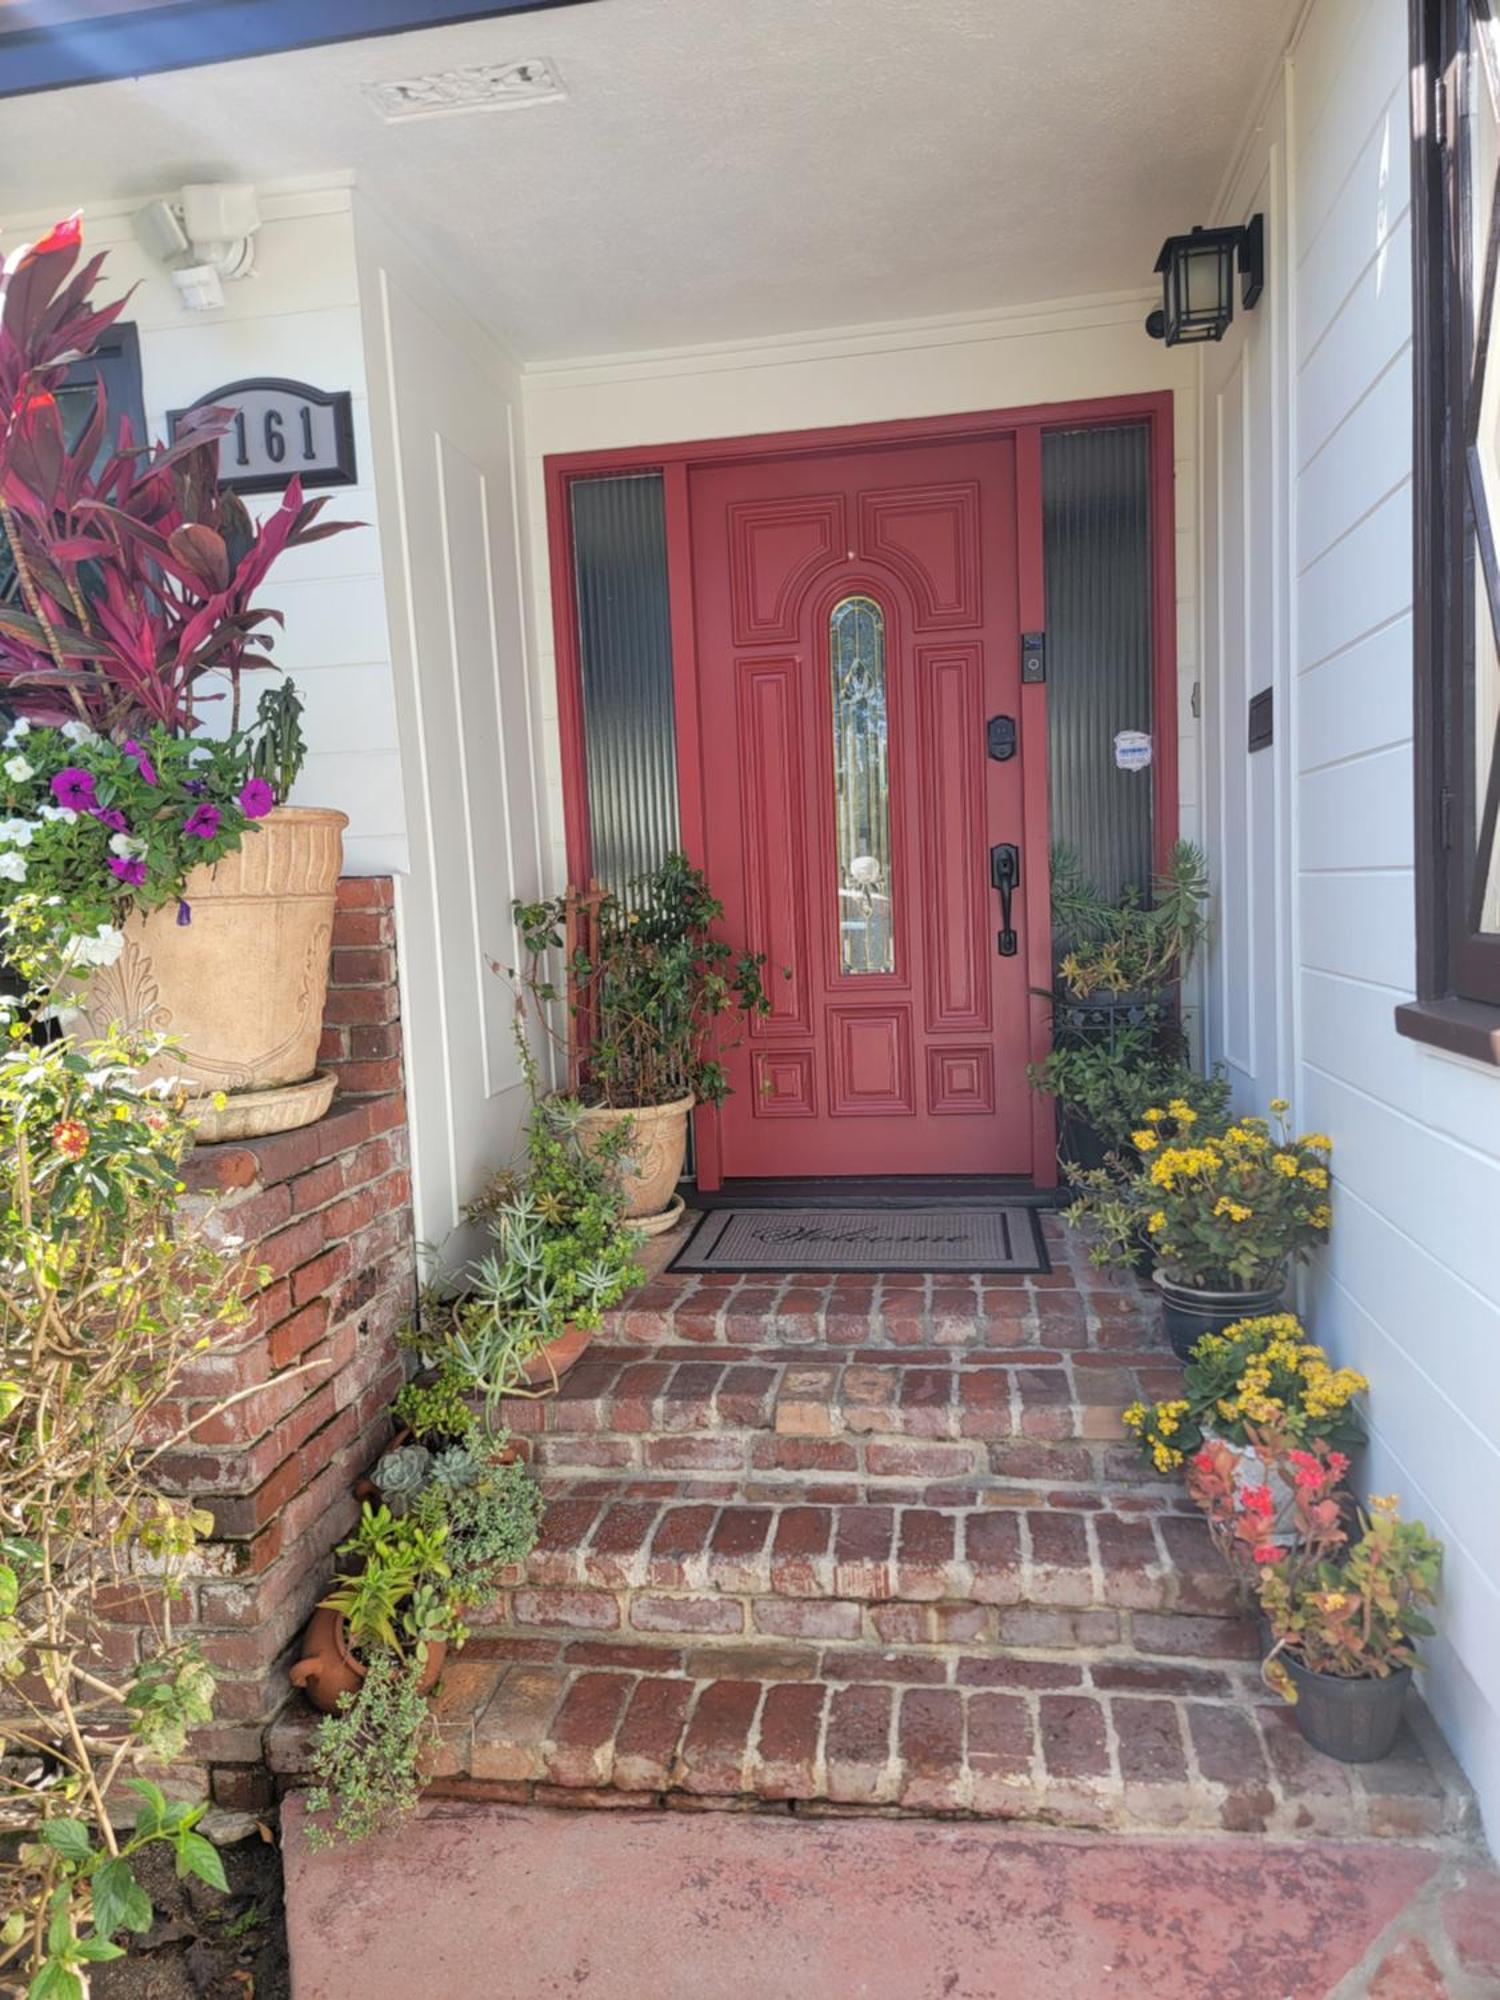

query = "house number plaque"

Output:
[[167, 378, 357, 495]]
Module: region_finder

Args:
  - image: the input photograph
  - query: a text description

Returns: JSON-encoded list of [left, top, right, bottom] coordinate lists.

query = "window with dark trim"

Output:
[[1402, 0, 1500, 1061]]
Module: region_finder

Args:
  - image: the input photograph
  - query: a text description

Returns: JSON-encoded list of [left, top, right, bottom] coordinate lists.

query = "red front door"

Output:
[[690, 437, 1036, 1178]]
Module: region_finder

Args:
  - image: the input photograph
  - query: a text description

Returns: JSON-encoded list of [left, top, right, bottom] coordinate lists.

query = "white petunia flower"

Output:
[[0, 851, 27, 883], [60, 721, 98, 745], [3, 756, 33, 783], [108, 833, 146, 859], [0, 818, 35, 846], [3, 718, 30, 746], [64, 925, 125, 967], [37, 805, 78, 825]]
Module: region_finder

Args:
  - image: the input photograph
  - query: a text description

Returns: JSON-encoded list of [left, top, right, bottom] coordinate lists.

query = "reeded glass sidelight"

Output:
[[829, 594, 894, 974]]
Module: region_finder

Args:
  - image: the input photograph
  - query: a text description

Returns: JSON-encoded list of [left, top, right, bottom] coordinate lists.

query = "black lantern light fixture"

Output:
[[1145, 214, 1265, 345]]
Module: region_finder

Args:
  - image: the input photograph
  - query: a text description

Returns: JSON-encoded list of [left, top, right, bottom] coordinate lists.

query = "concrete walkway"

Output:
[[282, 1796, 1500, 1999]]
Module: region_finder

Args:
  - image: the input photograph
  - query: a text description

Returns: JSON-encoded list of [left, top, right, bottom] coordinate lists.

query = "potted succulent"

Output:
[[1253, 1491, 1443, 1763], [1048, 839, 1210, 1049], [0, 217, 356, 1141], [299, 1429, 542, 1844], [407, 1090, 643, 1414], [514, 852, 769, 1231], [1069, 1100, 1333, 1358]]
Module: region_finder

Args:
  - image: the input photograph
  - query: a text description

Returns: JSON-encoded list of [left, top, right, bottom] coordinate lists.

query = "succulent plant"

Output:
[[371, 1444, 432, 1517], [429, 1446, 484, 1493]]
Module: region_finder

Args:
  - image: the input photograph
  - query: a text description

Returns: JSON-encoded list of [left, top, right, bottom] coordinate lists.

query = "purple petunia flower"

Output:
[[123, 738, 158, 786], [239, 777, 274, 820], [92, 807, 128, 833], [183, 803, 221, 840], [108, 855, 147, 887], [176, 899, 192, 926], [52, 767, 98, 811]]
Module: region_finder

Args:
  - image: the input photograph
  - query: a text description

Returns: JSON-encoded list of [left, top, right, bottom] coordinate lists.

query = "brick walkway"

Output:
[[282, 1798, 1500, 2000], [270, 1213, 1482, 1847]]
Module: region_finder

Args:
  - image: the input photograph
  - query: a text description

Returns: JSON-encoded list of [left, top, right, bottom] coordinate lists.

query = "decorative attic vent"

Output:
[[363, 58, 564, 122]]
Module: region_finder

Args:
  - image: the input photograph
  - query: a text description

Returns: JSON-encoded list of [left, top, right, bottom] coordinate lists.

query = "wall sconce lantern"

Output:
[[1145, 214, 1264, 344]]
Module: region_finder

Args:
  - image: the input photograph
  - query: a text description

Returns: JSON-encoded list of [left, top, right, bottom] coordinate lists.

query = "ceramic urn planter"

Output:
[[576, 1094, 694, 1228], [77, 807, 347, 1143]]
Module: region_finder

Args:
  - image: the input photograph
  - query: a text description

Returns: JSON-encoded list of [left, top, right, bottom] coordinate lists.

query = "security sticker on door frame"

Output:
[[167, 378, 357, 495]]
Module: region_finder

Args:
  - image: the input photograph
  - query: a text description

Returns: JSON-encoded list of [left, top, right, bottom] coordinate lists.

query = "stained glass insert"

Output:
[[830, 594, 894, 975]]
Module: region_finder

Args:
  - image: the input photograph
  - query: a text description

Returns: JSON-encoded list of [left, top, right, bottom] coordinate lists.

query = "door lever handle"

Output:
[[990, 843, 1020, 957]]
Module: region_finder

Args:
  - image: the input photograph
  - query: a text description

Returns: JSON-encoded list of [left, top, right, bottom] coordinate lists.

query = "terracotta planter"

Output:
[[518, 1322, 592, 1391], [1153, 1269, 1287, 1363], [75, 807, 346, 1143], [289, 1604, 446, 1716], [576, 1095, 693, 1222]]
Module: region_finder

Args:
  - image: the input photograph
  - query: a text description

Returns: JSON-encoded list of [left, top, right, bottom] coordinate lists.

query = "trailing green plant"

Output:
[[1050, 839, 1210, 999], [0, 919, 266, 1996], [305, 1437, 543, 1850], [513, 850, 770, 1108], [1028, 1034, 1231, 1156], [304, 1648, 434, 1849]]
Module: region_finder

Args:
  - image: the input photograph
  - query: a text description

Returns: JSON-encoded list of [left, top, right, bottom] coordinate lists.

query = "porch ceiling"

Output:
[[0, 0, 1299, 361]]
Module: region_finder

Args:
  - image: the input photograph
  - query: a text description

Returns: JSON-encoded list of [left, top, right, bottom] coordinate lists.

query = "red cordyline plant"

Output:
[[0, 215, 352, 735]]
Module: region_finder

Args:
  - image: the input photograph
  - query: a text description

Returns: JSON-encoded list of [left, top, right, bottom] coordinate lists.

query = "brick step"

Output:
[[267, 1637, 1477, 1844], [596, 1268, 1163, 1355], [477, 1487, 1256, 1661], [502, 1349, 1182, 1490]]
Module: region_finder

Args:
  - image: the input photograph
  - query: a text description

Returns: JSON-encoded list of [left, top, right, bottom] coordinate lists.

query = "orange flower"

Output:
[[50, 1119, 89, 1160]]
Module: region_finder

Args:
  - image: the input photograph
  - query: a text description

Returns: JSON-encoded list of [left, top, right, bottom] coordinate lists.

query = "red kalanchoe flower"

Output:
[[50, 1119, 88, 1160], [183, 802, 221, 840], [1252, 1544, 1285, 1565], [1242, 1484, 1276, 1519]]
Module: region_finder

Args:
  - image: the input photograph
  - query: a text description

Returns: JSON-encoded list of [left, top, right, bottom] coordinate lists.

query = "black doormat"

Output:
[[667, 1204, 1050, 1276]]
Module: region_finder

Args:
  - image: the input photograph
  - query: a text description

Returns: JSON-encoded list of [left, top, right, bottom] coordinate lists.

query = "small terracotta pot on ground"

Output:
[[576, 1095, 694, 1222], [1153, 1269, 1287, 1362], [76, 806, 346, 1143], [289, 1605, 446, 1716]]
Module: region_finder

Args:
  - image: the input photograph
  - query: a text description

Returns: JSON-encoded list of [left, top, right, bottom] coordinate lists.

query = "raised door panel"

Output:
[[828, 1004, 915, 1116], [859, 482, 982, 631], [916, 643, 990, 1033], [729, 494, 845, 644], [737, 657, 813, 1037]]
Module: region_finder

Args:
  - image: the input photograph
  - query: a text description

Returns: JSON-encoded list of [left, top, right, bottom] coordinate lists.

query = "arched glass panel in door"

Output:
[[829, 594, 894, 974]]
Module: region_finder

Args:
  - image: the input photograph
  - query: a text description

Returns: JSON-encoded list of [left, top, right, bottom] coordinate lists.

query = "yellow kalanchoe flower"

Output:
[[1131, 1129, 1159, 1152]]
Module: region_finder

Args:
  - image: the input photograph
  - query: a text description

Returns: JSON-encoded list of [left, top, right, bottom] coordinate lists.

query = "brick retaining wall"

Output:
[[116, 877, 416, 1809]]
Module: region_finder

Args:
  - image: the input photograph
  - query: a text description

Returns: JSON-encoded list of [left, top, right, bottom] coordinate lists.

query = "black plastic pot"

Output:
[[1056, 1108, 1112, 1182], [1153, 1270, 1286, 1362], [1283, 1655, 1412, 1763]]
